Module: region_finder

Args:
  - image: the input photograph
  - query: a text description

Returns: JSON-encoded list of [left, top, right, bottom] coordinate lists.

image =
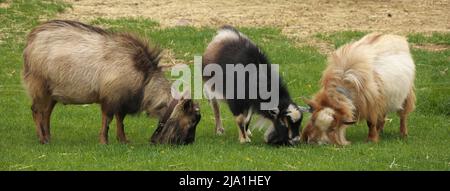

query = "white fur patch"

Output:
[[245, 108, 253, 124], [263, 125, 278, 143], [374, 52, 415, 112], [286, 104, 301, 122], [316, 107, 335, 131], [212, 29, 240, 43], [250, 115, 273, 132]]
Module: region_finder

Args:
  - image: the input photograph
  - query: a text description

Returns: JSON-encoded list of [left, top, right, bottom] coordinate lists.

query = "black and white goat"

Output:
[[202, 26, 303, 145]]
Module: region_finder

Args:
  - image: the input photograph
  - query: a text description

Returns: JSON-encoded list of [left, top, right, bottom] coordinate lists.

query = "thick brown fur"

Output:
[[302, 33, 416, 145], [23, 20, 197, 144]]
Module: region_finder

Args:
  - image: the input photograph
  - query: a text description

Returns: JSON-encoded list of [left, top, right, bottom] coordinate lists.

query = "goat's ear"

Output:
[[182, 99, 193, 111], [302, 97, 317, 113], [286, 104, 302, 122]]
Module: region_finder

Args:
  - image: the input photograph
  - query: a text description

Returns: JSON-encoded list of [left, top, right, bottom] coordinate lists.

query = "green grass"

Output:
[[1, 1, 449, 170], [408, 33, 450, 45], [315, 31, 368, 48]]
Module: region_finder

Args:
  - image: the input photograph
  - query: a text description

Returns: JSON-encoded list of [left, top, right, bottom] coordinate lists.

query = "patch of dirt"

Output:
[[57, 0, 450, 54], [158, 49, 184, 70], [412, 44, 450, 52], [296, 37, 336, 55], [0, 1, 11, 9]]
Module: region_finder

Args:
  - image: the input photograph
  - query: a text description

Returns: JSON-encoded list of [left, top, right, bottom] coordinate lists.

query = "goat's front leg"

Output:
[[377, 115, 386, 133], [100, 107, 113, 145], [244, 108, 253, 137], [235, 114, 251, 143], [366, 120, 379, 143], [115, 112, 128, 144]]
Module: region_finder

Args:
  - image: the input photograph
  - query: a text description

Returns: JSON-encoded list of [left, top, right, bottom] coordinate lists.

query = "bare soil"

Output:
[[57, 0, 450, 53], [0, 1, 11, 9], [412, 43, 450, 52]]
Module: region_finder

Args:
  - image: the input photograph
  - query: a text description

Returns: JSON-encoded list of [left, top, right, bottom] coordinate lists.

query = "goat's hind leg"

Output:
[[205, 87, 225, 135], [399, 89, 416, 138], [31, 98, 55, 144], [26, 74, 55, 144], [209, 97, 225, 135], [244, 108, 253, 137], [398, 112, 408, 138], [42, 100, 56, 142], [31, 104, 46, 144]]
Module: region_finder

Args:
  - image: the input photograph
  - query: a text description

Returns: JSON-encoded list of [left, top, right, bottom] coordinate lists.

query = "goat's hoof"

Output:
[[39, 139, 49, 144], [117, 137, 129, 144], [216, 127, 225, 135], [246, 129, 252, 137], [239, 137, 251, 144], [366, 137, 379, 143]]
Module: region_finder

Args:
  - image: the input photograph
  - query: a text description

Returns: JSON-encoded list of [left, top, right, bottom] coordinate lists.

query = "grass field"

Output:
[[0, 0, 449, 170]]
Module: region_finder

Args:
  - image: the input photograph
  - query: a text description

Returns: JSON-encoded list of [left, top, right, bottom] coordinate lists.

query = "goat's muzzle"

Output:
[[150, 99, 201, 145]]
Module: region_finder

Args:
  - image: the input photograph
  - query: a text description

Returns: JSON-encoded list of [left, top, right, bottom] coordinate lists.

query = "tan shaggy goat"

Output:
[[23, 20, 201, 145], [301, 33, 416, 145]]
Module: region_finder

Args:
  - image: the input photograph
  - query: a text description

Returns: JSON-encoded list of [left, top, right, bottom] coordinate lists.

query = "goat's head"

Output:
[[265, 103, 304, 145], [301, 99, 355, 145], [150, 98, 201, 145]]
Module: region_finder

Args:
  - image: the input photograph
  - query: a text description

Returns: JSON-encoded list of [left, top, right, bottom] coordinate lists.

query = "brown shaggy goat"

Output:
[[22, 20, 200, 145], [302, 33, 416, 145]]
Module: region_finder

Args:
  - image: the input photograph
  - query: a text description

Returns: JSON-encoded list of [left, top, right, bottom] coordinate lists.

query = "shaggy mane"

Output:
[[115, 33, 162, 74], [317, 33, 387, 120]]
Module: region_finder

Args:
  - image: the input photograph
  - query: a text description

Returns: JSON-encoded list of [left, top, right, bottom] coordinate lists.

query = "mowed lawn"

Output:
[[0, 0, 449, 170]]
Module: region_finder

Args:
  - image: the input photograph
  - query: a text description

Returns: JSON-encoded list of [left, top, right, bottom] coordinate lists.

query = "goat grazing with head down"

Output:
[[302, 33, 416, 145], [203, 26, 304, 145], [23, 20, 201, 145]]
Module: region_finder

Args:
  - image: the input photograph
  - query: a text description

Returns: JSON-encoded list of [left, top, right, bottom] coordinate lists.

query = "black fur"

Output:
[[117, 33, 162, 75], [203, 26, 300, 145], [203, 26, 294, 118]]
